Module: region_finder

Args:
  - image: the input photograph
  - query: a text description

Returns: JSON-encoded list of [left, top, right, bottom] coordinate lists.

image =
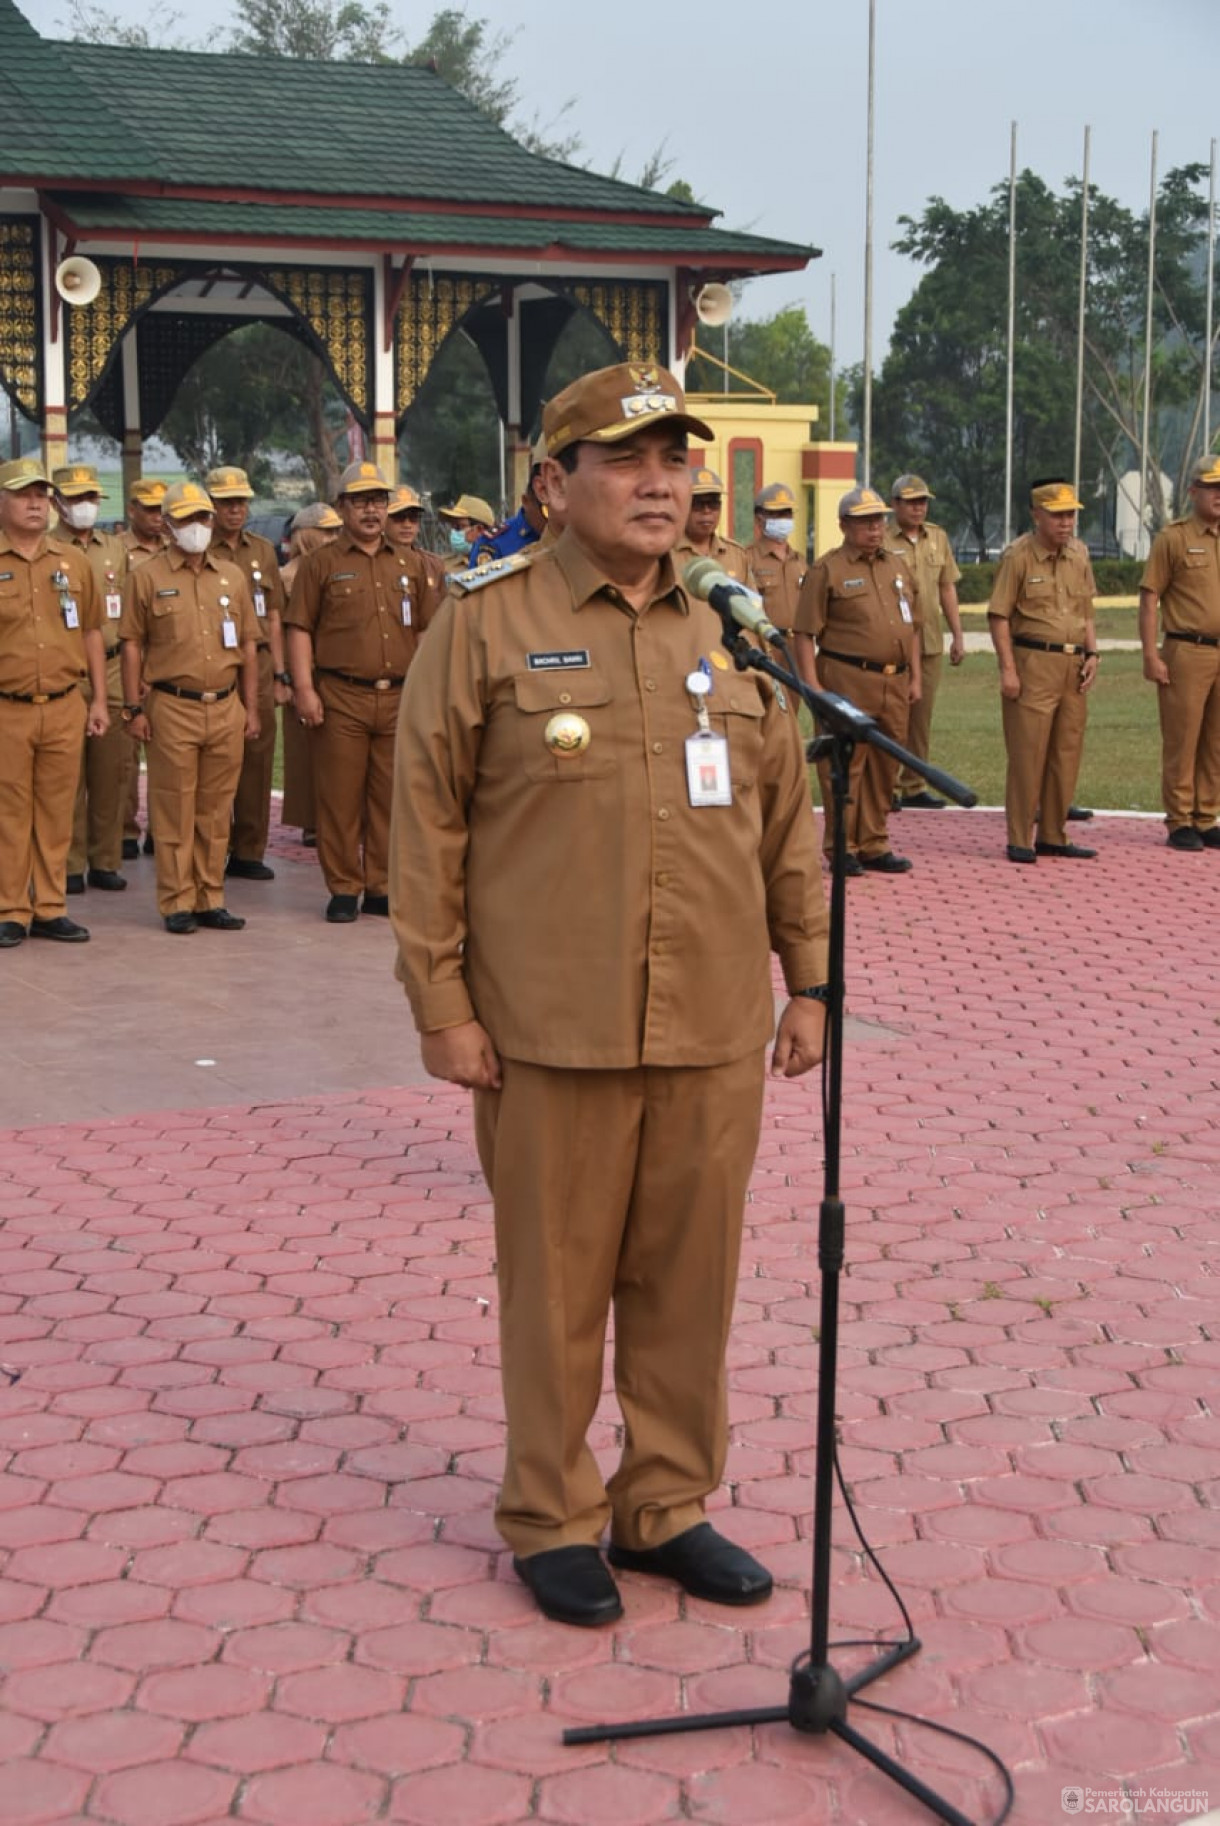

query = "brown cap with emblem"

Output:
[[838, 485, 889, 518], [388, 484, 422, 515], [128, 478, 168, 507], [51, 463, 102, 497], [891, 473, 934, 501], [690, 466, 725, 496], [292, 502, 342, 532], [542, 362, 713, 459], [1030, 481, 1084, 512], [336, 460, 391, 497], [1190, 453, 1220, 486], [438, 493, 495, 527], [205, 465, 254, 500], [754, 482, 796, 513], [162, 480, 215, 521], [0, 456, 51, 491]]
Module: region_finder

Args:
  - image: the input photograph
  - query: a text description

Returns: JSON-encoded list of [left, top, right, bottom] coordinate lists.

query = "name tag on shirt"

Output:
[[62, 598, 80, 630], [685, 730, 733, 807], [527, 650, 591, 670], [156, 588, 179, 599], [105, 592, 122, 620], [841, 578, 865, 590], [222, 618, 239, 650]]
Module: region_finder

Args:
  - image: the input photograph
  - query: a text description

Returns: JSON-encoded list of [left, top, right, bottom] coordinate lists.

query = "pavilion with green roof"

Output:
[[0, 0, 816, 491]]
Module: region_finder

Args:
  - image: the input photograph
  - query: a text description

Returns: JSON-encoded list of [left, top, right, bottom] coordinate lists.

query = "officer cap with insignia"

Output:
[[438, 493, 495, 527], [128, 478, 168, 507], [388, 484, 422, 516], [838, 485, 889, 518], [162, 480, 215, 521], [1029, 480, 1084, 512], [205, 465, 254, 500], [754, 482, 796, 514], [51, 463, 102, 498], [0, 456, 52, 492], [1190, 453, 1220, 486], [891, 473, 934, 501], [690, 466, 725, 496], [542, 362, 713, 458], [291, 501, 342, 532], [336, 461, 391, 497]]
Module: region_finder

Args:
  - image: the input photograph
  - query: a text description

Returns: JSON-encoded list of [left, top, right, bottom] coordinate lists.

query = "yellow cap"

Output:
[[755, 482, 796, 514], [891, 473, 934, 501], [690, 466, 725, 496], [438, 493, 496, 528], [336, 460, 390, 497], [388, 484, 422, 515], [0, 456, 51, 491], [839, 485, 889, 519], [292, 502, 342, 532], [162, 480, 215, 521], [204, 465, 254, 500], [51, 463, 102, 498], [1190, 453, 1220, 486], [129, 478, 168, 507], [542, 362, 713, 460], [1030, 481, 1084, 512]]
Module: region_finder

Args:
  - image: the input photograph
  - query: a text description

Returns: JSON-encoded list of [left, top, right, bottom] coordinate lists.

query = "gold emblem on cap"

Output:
[[544, 712, 591, 756], [630, 365, 661, 392]]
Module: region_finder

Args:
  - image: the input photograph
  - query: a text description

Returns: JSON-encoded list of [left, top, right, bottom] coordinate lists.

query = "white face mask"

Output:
[[172, 521, 212, 555], [763, 516, 794, 542], [60, 498, 99, 530]]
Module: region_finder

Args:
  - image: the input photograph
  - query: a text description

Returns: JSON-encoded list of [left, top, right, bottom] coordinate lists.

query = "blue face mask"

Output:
[[449, 526, 470, 554], [763, 516, 794, 542]]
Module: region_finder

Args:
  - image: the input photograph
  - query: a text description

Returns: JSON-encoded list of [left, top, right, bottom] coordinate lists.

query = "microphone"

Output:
[[682, 557, 787, 649]]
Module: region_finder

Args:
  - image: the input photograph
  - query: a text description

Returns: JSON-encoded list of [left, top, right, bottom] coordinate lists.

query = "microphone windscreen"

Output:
[[682, 556, 728, 600]]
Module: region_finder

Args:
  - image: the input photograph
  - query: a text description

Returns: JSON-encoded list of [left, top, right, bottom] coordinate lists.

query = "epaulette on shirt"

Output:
[[449, 549, 538, 594]]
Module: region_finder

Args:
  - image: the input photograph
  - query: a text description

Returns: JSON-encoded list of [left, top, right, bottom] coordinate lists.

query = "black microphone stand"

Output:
[[563, 618, 993, 1826]]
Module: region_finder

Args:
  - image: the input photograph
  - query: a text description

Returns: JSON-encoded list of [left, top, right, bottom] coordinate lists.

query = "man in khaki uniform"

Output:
[[51, 464, 131, 896], [1140, 453, 1220, 851], [884, 474, 964, 809], [391, 363, 829, 1629], [285, 461, 432, 923], [0, 457, 108, 948], [205, 467, 291, 882], [989, 479, 1099, 864], [746, 482, 805, 634], [119, 481, 260, 933], [387, 484, 447, 621], [674, 465, 752, 584], [794, 486, 922, 875], [438, 493, 496, 572], [120, 478, 168, 859]]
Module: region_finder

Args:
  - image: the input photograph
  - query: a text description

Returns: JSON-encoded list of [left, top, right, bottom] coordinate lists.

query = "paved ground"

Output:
[[2, 802, 1220, 1825]]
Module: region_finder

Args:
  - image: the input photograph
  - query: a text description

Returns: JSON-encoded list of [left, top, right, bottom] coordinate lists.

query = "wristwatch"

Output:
[[275, 671, 294, 687], [794, 985, 831, 1004], [120, 703, 144, 723]]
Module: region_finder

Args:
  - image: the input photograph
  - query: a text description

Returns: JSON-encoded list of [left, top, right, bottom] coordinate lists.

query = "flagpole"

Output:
[[1073, 125, 1091, 498], [1139, 130, 1158, 556], [829, 271, 837, 441], [861, 0, 876, 485], [1003, 121, 1017, 549]]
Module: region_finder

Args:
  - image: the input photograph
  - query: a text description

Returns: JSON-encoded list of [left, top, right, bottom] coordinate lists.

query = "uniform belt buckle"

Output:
[[1063, 644, 1078, 654], [882, 663, 896, 676], [374, 678, 391, 691], [201, 690, 218, 703], [31, 693, 49, 704]]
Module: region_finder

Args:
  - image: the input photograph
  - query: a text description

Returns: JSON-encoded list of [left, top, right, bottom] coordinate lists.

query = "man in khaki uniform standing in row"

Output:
[[205, 466, 291, 882], [52, 464, 131, 895], [386, 484, 448, 618], [884, 474, 964, 809], [391, 363, 829, 1629], [1140, 453, 1220, 851], [285, 461, 432, 923], [674, 466, 752, 583], [120, 478, 168, 860], [795, 486, 921, 875], [746, 482, 805, 635], [120, 482, 259, 933], [989, 479, 1099, 864], [0, 457, 108, 948]]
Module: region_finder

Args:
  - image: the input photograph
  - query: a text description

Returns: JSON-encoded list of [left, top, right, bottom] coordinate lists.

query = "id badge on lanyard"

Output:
[[683, 667, 732, 807]]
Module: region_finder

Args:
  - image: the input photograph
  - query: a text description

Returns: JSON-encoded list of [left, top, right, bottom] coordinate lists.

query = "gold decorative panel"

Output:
[[395, 273, 487, 414], [568, 281, 666, 365], [0, 217, 42, 418], [66, 259, 179, 411], [266, 267, 370, 415]]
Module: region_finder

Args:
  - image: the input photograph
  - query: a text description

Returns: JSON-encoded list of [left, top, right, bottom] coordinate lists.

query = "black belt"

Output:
[[318, 668, 405, 692], [1012, 636, 1085, 654], [818, 648, 909, 677], [1167, 631, 1220, 648], [0, 682, 79, 705], [152, 681, 237, 704]]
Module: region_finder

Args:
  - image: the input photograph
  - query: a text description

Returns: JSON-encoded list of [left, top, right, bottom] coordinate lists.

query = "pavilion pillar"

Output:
[[371, 258, 397, 484], [504, 286, 529, 506], [39, 218, 68, 475], [120, 327, 142, 501]]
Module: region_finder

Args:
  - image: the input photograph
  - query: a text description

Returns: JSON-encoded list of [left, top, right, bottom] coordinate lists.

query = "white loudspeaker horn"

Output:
[[55, 256, 102, 307], [694, 282, 733, 328]]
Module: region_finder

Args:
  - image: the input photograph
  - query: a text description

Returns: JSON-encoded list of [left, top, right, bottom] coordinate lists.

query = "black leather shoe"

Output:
[[0, 922, 26, 948], [195, 908, 246, 930], [859, 851, 913, 874], [1199, 827, 1220, 850], [361, 893, 390, 916], [226, 858, 275, 881], [30, 916, 89, 942], [608, 1522, 773, 1607], [65, 873, 85, 895], [122, 838, 140, 861], [898, 791, 946, 810], [164, 912, 197, 934], [1169, 826, 1206, 851], [326, 895, 360, 923], [86, 869, 127, 891], [1035, 841, 1096, 859], [1007, 845, 1037, 864], [1067, 804, 1094, 821], [512, 1546, 622, 1628], [840, 854, 864, 878], [142, 834, 155, 856], [302, 829, 317, 847]]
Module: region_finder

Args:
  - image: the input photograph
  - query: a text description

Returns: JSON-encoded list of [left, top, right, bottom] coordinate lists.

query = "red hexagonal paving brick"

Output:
[[239, 1760, 387, 1826], [91, 1758, 237, 1826], [41, 1708, 184, 1773]]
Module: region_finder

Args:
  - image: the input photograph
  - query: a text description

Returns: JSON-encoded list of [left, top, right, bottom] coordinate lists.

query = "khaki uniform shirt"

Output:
[[55, 525, 128, 652], [210, 529, 285, 649], [284, 534, 431, 678], [1140, 516, 1220, 637], [0, 532, 101, 697], [989, 533, 1096, 644], [746, 539, 806, 632], [883, 521, 959, 657], [674, 533, 752, 586], [119, 545, 259, 691], [391, 529, 829, 1071], [121, 531, 166, 569], [795, 543, 919, 667]]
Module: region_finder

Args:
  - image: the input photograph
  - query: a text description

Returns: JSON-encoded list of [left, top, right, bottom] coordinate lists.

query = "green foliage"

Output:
[[228, 0, 397, 59], [956, 557, 1144, 603]]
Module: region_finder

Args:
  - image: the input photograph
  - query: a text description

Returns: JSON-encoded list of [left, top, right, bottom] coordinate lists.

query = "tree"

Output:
[[228, 0, 397, 61]]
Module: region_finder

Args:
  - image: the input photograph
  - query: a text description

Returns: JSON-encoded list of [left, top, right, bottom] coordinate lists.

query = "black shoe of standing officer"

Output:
[[326, 894, 360, 923], [142, 833, 155, 856], [1199, 827, 1220, 849], [1035, 840, 1096, 860], [1067, 804, 1094, 821], [859, 851, 913, 874], [361, 893, 390, 916], [840, 854, 865, 878], [608, 1522, 773, 1607], [226, 857, 275, 881], [1167, 826, 1205, 852], [195, 908, 246, 930], [122, 838, 140, 861], [898, 791, 946, 810], [87, 869, 126, 891], [30, 916, 89, 942], [0, 921, 27, 948], [65, 873, 85, 895], [512, 1546, 623, 1628], [164, 912, 197, 934], [1007, 845, 1037, 864]]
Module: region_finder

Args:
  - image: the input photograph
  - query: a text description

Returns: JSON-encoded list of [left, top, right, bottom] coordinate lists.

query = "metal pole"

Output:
[[1074, 125, 1091, 499], [829, 272, 837, 441], [1139, 130, 1158, 557], [1205, 139, 1216, 453], [1003, 121, 1017, 549], [861, 0, 875, 486]]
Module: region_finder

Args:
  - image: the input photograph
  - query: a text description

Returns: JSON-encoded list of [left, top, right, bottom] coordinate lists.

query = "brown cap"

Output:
[[51, 462, 102, 498], [291, 502, 342, 532], [754, 482, 796, 514], [542, 362, 713, 459], [388, 484, 423, 516], [336, 460, 391, 497], [129, 478, 168, 507], [1190, 453, 1220, 486], [690, 466, 725, 496], [838, 485, 889, 519], [162, 480, 215, 521], [0, 456, 50, 492], [204, 465, 254, 500], [1030, 481, 1084, 512], [438, 493, 495, 528], [891, 473, 934, 501]]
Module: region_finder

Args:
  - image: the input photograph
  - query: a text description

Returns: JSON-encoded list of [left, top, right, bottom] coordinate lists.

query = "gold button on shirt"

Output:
[[989, 534, 1096, 644], [1141, 517, 1220, 636], [391, 530, 829, 1070], [0, 533, 102, 697], [283, 533, 432, 676], [119, 546, 260, 691]]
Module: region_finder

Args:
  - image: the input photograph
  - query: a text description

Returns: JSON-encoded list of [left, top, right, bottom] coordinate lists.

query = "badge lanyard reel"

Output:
[[565, 574, 1000, 1826]]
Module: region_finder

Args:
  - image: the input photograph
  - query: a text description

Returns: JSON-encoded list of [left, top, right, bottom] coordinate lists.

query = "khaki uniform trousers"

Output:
[[0, 689, 86, 926], [230, 647, 276, 862], [473, 1050, 765, 1558], [124, 747, 143, 841], [312, 674, 400, 897], [896, 651, 943, 796], [814, 655, 910, 860], [1157, 640, 1220, 833], [145, 690, 245, 916], [68, 648, 130, 875], [1001, 649, 1087, 851], [281, 690, 316, 832]]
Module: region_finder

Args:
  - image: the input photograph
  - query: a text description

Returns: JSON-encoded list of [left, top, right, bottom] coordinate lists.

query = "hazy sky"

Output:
[[17, 0, 1219, 365]]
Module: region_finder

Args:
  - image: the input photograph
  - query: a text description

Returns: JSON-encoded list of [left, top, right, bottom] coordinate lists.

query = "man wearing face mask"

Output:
[[438, 494, 497, 573], [203, 467, 291, 884], [119, 482, 260, 934], [52, 465, 131, 897], [119, 478, 168, 860], [284, 461, 432, 923], [746, 483, 806, 637]]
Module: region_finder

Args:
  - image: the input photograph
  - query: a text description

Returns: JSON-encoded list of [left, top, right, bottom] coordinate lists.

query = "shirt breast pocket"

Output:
[[323, 579, 364, 626], [511, 670, 617, 783], [710, 692, 766, 789], [0, 584, 22, 622]]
